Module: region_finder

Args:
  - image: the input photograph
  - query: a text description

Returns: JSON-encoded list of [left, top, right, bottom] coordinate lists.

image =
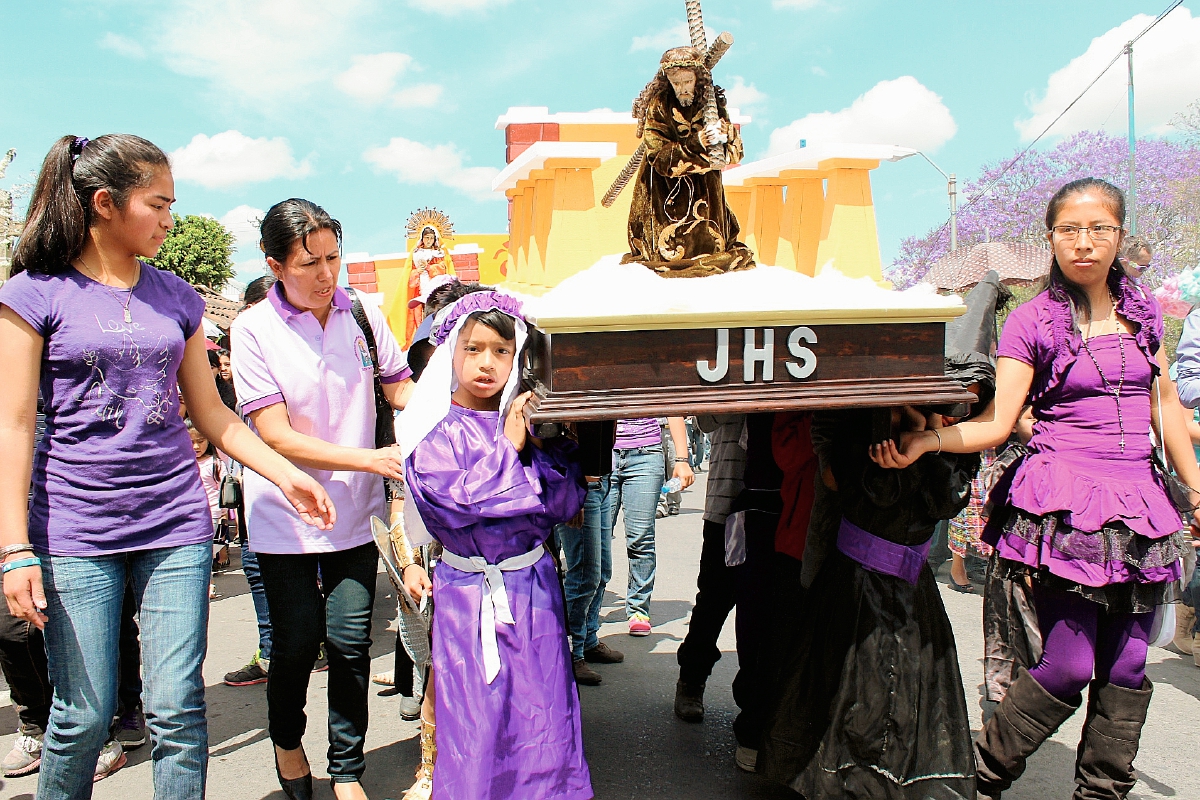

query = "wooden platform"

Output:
[[521, 320, 975, 424]]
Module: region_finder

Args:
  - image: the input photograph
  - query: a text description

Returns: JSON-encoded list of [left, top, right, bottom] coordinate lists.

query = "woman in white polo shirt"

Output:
[[231, 199, 411, 800]]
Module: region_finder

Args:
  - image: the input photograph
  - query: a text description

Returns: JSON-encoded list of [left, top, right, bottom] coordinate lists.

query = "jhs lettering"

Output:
[[696, 327, 818, 384]]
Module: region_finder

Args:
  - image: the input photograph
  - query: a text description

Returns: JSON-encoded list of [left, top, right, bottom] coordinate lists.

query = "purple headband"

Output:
[[70, 137, 89, 163], [430, 291, 525, 346]]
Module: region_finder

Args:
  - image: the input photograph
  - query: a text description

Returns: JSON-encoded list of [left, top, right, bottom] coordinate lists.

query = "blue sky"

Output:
[[5, 1, 1199, 284]]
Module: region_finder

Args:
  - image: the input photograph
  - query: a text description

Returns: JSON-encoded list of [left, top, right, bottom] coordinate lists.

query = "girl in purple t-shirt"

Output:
[[0, 134, 334, 800], [872, 178, 1198, 799]]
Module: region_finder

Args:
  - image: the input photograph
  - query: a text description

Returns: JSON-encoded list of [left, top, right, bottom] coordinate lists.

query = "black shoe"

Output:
[[584, 642, 625, 664], [573, 658, 602, 686], [275, 753, 314, 800], [674, 679, 705, 723], [312, 646, 329, 673], [224, 654, 269, 686]]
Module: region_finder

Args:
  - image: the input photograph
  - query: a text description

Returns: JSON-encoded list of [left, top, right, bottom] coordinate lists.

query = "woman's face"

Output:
[[268, 227, 341, 314], [451, 318, 515, 410], [1047, 191, 1124, 289], [218, 353, 232, 382], [98, 167, 176, 259], [422, 229, 436, 248]]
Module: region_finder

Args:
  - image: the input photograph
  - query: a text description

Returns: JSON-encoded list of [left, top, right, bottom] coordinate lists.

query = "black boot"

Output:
[[674, 679, 705, 723], [974, 667, 1081, 799], [1072, 678, 1152, 800]]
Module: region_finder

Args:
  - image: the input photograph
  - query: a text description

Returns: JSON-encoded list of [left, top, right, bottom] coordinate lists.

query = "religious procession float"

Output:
[[349, 0, 974, 461]]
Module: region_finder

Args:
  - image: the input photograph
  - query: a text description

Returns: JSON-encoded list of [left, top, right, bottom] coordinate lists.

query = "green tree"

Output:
[[150, 214, 235, 289]]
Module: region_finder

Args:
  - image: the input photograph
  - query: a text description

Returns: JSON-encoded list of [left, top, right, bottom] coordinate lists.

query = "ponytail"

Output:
[[12, 134, 170, 276]]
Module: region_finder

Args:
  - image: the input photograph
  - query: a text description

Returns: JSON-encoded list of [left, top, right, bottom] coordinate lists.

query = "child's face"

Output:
[[189, 428, 209, 459], [452, 318, 515, 410]]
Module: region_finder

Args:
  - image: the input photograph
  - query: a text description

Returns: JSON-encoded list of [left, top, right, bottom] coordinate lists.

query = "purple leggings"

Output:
[[1027, 582, 1154, 701]]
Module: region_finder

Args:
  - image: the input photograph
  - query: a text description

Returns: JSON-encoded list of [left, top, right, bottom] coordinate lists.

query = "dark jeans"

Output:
[[678, 520, 736, 686], [258, 543, 377, 782], [240, 547, 273, 659], [0, 599, 51, 736], [118, 584, 143, 716]]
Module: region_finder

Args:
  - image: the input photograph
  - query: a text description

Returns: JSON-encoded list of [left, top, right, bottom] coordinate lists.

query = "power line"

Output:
[[914, 0, 1184, 250]]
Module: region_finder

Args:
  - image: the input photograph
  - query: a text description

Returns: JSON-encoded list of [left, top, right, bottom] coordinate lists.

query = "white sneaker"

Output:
[[93, 739, 126, 782], [735, 745, 758, 773], [1, 732, 43, 777]]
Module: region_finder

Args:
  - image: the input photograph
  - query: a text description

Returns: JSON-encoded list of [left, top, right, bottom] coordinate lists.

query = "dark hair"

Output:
[[184, 418, 215, 457], [13, 134, 170, 275], [1041, 178, 1127, 328], [242, 275, 277, 308], [207, 349, 222, 368], [432, 282, 517, 341], [259, 199, 343, 264]]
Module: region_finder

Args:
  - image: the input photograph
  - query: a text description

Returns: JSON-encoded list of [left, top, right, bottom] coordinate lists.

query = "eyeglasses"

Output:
[[1049, 225, 1123, 242]]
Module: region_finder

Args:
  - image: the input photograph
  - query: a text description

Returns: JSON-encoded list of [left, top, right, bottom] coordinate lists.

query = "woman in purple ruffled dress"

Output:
[[397, 284, 591, 800], [873, 177, 1197, 800]]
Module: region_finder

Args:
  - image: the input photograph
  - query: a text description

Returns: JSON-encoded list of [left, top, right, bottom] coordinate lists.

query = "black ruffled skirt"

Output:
[[761, 549, 975, 800]]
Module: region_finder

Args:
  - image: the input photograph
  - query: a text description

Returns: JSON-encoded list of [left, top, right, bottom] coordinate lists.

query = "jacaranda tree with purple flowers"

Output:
[[888, 131, 1200, 289]]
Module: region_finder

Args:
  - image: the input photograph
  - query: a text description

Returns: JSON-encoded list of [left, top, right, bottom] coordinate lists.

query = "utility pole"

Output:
[[1127, 41, 1137, 236], [948, 172, 958, 253]]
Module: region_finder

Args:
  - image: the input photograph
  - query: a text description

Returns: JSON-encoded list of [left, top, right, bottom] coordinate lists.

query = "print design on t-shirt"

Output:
[[355, 337, 373, 370], [82, 316, 174, 428]]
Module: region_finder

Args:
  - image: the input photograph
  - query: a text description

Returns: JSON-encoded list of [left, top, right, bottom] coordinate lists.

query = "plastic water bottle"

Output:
[[661, 477, 682, 495]]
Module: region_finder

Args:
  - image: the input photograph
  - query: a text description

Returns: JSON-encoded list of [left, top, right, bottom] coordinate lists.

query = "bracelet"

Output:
[[2, 556, 41, 574], [674, 458, 690, 463], [932, 429, 943, 455], [0, 543, 34, 559]]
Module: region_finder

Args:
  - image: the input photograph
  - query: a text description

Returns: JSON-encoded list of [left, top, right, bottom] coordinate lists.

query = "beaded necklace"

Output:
[[1079, 292, 1127, 453]]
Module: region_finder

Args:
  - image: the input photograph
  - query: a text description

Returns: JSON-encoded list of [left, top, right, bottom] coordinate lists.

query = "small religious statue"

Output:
[[402, 207, 457, 347], [611, 7, 754, 278]]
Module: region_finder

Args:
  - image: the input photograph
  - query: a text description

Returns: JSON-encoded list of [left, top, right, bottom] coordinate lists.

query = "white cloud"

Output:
[[767, 76, 957, 155], [154, 0, 365, 101], [171, 131, 312, 190], [773, 0, 822, 7], [408, 0, 511, 12], [363, 138, 500, 201], [394, 84, 445, 108], [219, 205, 265, 252], [725, 77, 767, 111], [99, 32, 146, 59], [631, 21, 717, 53], [335, 52, 414, 103], [1016, 8, 1200, 140], [811, 65, 827, 77]]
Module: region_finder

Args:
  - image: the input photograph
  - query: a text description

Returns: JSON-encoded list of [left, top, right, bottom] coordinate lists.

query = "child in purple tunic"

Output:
[[872, 178, 1197, 800], [398, 285, 592, 800]]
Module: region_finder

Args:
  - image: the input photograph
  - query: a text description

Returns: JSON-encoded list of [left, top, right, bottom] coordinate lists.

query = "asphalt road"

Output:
[[2, 471, 1197, 799]]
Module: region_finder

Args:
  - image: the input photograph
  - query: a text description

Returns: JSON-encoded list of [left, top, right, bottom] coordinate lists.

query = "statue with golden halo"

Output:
[[402, 207, 457, 347], [607, 1, 753, 277]]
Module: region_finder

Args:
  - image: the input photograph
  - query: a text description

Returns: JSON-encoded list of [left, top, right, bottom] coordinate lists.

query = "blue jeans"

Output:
[[1184, 550, 1200, 635], [558, 477, 615, 659], [240, 547, 273, 659], [40, 543, 211, 800], [603, 445, 664, 620]]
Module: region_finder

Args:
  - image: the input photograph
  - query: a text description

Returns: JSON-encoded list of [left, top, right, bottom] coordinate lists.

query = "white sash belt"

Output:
[[439, 544, 545, 684]]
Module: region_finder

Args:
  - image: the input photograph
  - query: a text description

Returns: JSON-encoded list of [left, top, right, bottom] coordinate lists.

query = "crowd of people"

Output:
[[1, 131, 1197, 800]]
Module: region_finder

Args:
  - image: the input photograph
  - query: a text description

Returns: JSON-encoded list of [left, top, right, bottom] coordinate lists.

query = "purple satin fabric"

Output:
[[405, 405, 592, 800], [835, 517, 931, 585]]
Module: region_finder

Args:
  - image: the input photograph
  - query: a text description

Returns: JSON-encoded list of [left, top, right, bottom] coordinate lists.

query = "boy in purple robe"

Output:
[[397, 285, 593, 800]]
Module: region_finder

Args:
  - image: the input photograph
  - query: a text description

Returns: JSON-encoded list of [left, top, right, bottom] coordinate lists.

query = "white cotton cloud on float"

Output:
[[767, 76, 957, 155], [363, 137, 500, 201], [171, 132, 312, 190], [1016, 8, 1200, 140]]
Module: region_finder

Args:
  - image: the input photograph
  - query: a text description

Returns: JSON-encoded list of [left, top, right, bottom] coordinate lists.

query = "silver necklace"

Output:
[[1080, 294, 1127, 453], [79, 257, 139, 324]]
